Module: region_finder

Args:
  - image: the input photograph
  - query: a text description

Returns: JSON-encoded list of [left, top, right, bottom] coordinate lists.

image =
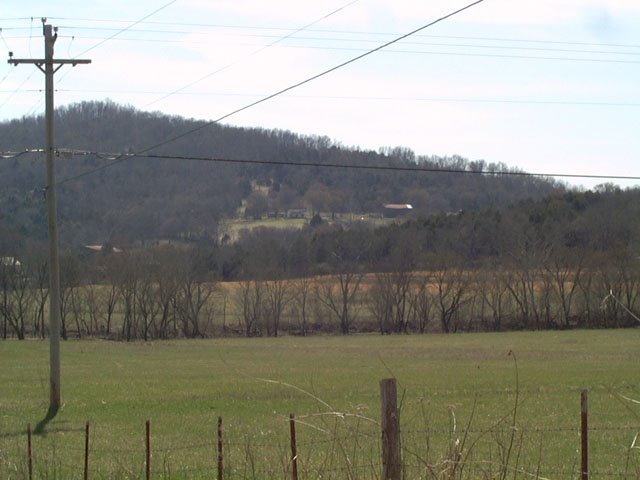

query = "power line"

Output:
[[218, 36, 640, 57], [33, 18, 640, 50], [18, 33, 639, 60], [9, 22, 637, 58], [71, 0, 178, 58], [144, 0, 360, 109], [0, 28, 12, 52], [287, 44, 640, 64], [50, 150, 640, 187], [136, 0, 487, 156], [0, 148, 42, 158], [51, 2, 178, 96], [7, 32, 640, 65], [1, 148, 638, 186], [0, 70, 37, 113]]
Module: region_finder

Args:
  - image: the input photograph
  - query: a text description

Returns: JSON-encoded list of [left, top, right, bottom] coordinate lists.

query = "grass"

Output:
[[1, 329, 639, 478], [217, 212, 395, 242], [218, 218, 308, 242]]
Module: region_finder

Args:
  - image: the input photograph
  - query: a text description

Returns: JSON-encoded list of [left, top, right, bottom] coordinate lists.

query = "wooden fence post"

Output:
[[217, 416, 224, 480], [290, 413, 299, 480], [581, 389, 588, 480], [84, 421, 90, 480], [146, 419, 151, 480], [380, 378, 401, 480], [27, 423, 33, 480]]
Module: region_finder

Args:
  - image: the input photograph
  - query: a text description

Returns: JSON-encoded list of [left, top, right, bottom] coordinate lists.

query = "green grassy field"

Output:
[[1, 330, 639, 479]]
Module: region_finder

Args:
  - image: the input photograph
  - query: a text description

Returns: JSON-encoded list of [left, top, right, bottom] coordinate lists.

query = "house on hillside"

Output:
[[383, 204, 413, 218]]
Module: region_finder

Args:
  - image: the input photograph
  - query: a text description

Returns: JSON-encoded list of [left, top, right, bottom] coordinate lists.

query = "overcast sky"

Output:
[[1, 0, 639, 189]]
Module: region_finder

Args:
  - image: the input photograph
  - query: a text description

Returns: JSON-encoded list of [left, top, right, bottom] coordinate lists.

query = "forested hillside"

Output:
[[0, 100, 561, 251], [2, 101, 640, 338]]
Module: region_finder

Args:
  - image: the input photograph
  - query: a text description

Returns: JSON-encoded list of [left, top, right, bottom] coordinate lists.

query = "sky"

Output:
[[1, 0, 639, 189]]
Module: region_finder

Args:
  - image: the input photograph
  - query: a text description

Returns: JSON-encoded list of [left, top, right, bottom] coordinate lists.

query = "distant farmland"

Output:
[[1, 329, 639, 479]]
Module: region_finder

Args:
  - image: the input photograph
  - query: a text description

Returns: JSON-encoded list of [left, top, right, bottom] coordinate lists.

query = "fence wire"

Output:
[[3, 387, 640, 480]]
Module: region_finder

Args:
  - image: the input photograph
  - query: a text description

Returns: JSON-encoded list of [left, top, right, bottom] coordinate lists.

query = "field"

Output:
[[217, 213, 393, 242], [1, 329, 639, 479]]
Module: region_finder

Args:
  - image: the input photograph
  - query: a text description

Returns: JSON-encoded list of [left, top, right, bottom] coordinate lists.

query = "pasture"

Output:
[[1, 329, 639, 479]]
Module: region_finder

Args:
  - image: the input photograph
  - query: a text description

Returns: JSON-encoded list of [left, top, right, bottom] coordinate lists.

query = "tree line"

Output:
[[1, 243, 637, 341], [2, 186, 639, 340]]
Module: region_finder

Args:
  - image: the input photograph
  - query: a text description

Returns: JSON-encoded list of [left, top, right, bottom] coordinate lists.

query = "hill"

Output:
[[0, 100, 562, 251]]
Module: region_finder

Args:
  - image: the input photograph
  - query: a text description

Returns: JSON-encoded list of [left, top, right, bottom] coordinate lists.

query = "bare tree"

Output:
[[68, 284, 87, 337], [103, 282, 121, 336], [476, 268, 509, 331], [236, 279, 264, 337], [102, 258, 126, 336], [0, 260, 30, 339], [263, 277, 290, 337], [368, 274, 393, 334], [0, 260, 10, 339], [155, 264, 178, 339], [409, 274, 433, 333], [27, 257, 49, 339], [595, 248, 640, 328], [117, 257, 140, 341], [504, 237, 551, 329], [316, 271, 363, 334], [576, 266, 598, 327], [176, 271, 215, 338], [59, 253, 82, 339], [431, 255, 470, 333], [544, 249, 584, 328], [614, 249, 640, 327], [136, 271, 161, 341], [291, 276, 313, 336], [82, 284, 102, 336], [369, 269, 413, 334]]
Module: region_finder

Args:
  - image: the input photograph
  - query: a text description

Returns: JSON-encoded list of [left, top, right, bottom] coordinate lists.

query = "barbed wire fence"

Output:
[[5, 382, 640, 479]]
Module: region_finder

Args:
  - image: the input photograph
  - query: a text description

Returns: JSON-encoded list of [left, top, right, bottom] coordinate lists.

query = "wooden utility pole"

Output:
[[8, 19, 90, 410]]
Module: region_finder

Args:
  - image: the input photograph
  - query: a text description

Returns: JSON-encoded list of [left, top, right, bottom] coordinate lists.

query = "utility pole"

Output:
[[8, 19, 90, 410]]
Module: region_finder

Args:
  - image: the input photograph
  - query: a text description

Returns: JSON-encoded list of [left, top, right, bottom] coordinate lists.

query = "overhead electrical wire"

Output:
[[48, 30, 640, 56], [0, 28, 12, 52], [2, 147, 639, 184], [9, 23, 634, 59], [28, 149, 639, 185], [264, 44, 640, 64], [0, 148, 43, 158], [30, 34, 640, 61], [6, 1, 636, 191], [41, 0, 488, 187], [71, 0, 178, 58], [33, 18, 640, 50], [5, 7, 636, 116], [0, 29, 17, 91], [144, 0, 360, 108], [135, 0, 487, 157], [37, 0, 490, 191], [6, 32, 639, 64], [55, 1, 178, 88], [0, 70, 37, 112]]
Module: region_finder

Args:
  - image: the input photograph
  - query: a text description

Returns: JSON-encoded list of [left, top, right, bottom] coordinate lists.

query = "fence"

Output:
[[11, 380, 640, 480]]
